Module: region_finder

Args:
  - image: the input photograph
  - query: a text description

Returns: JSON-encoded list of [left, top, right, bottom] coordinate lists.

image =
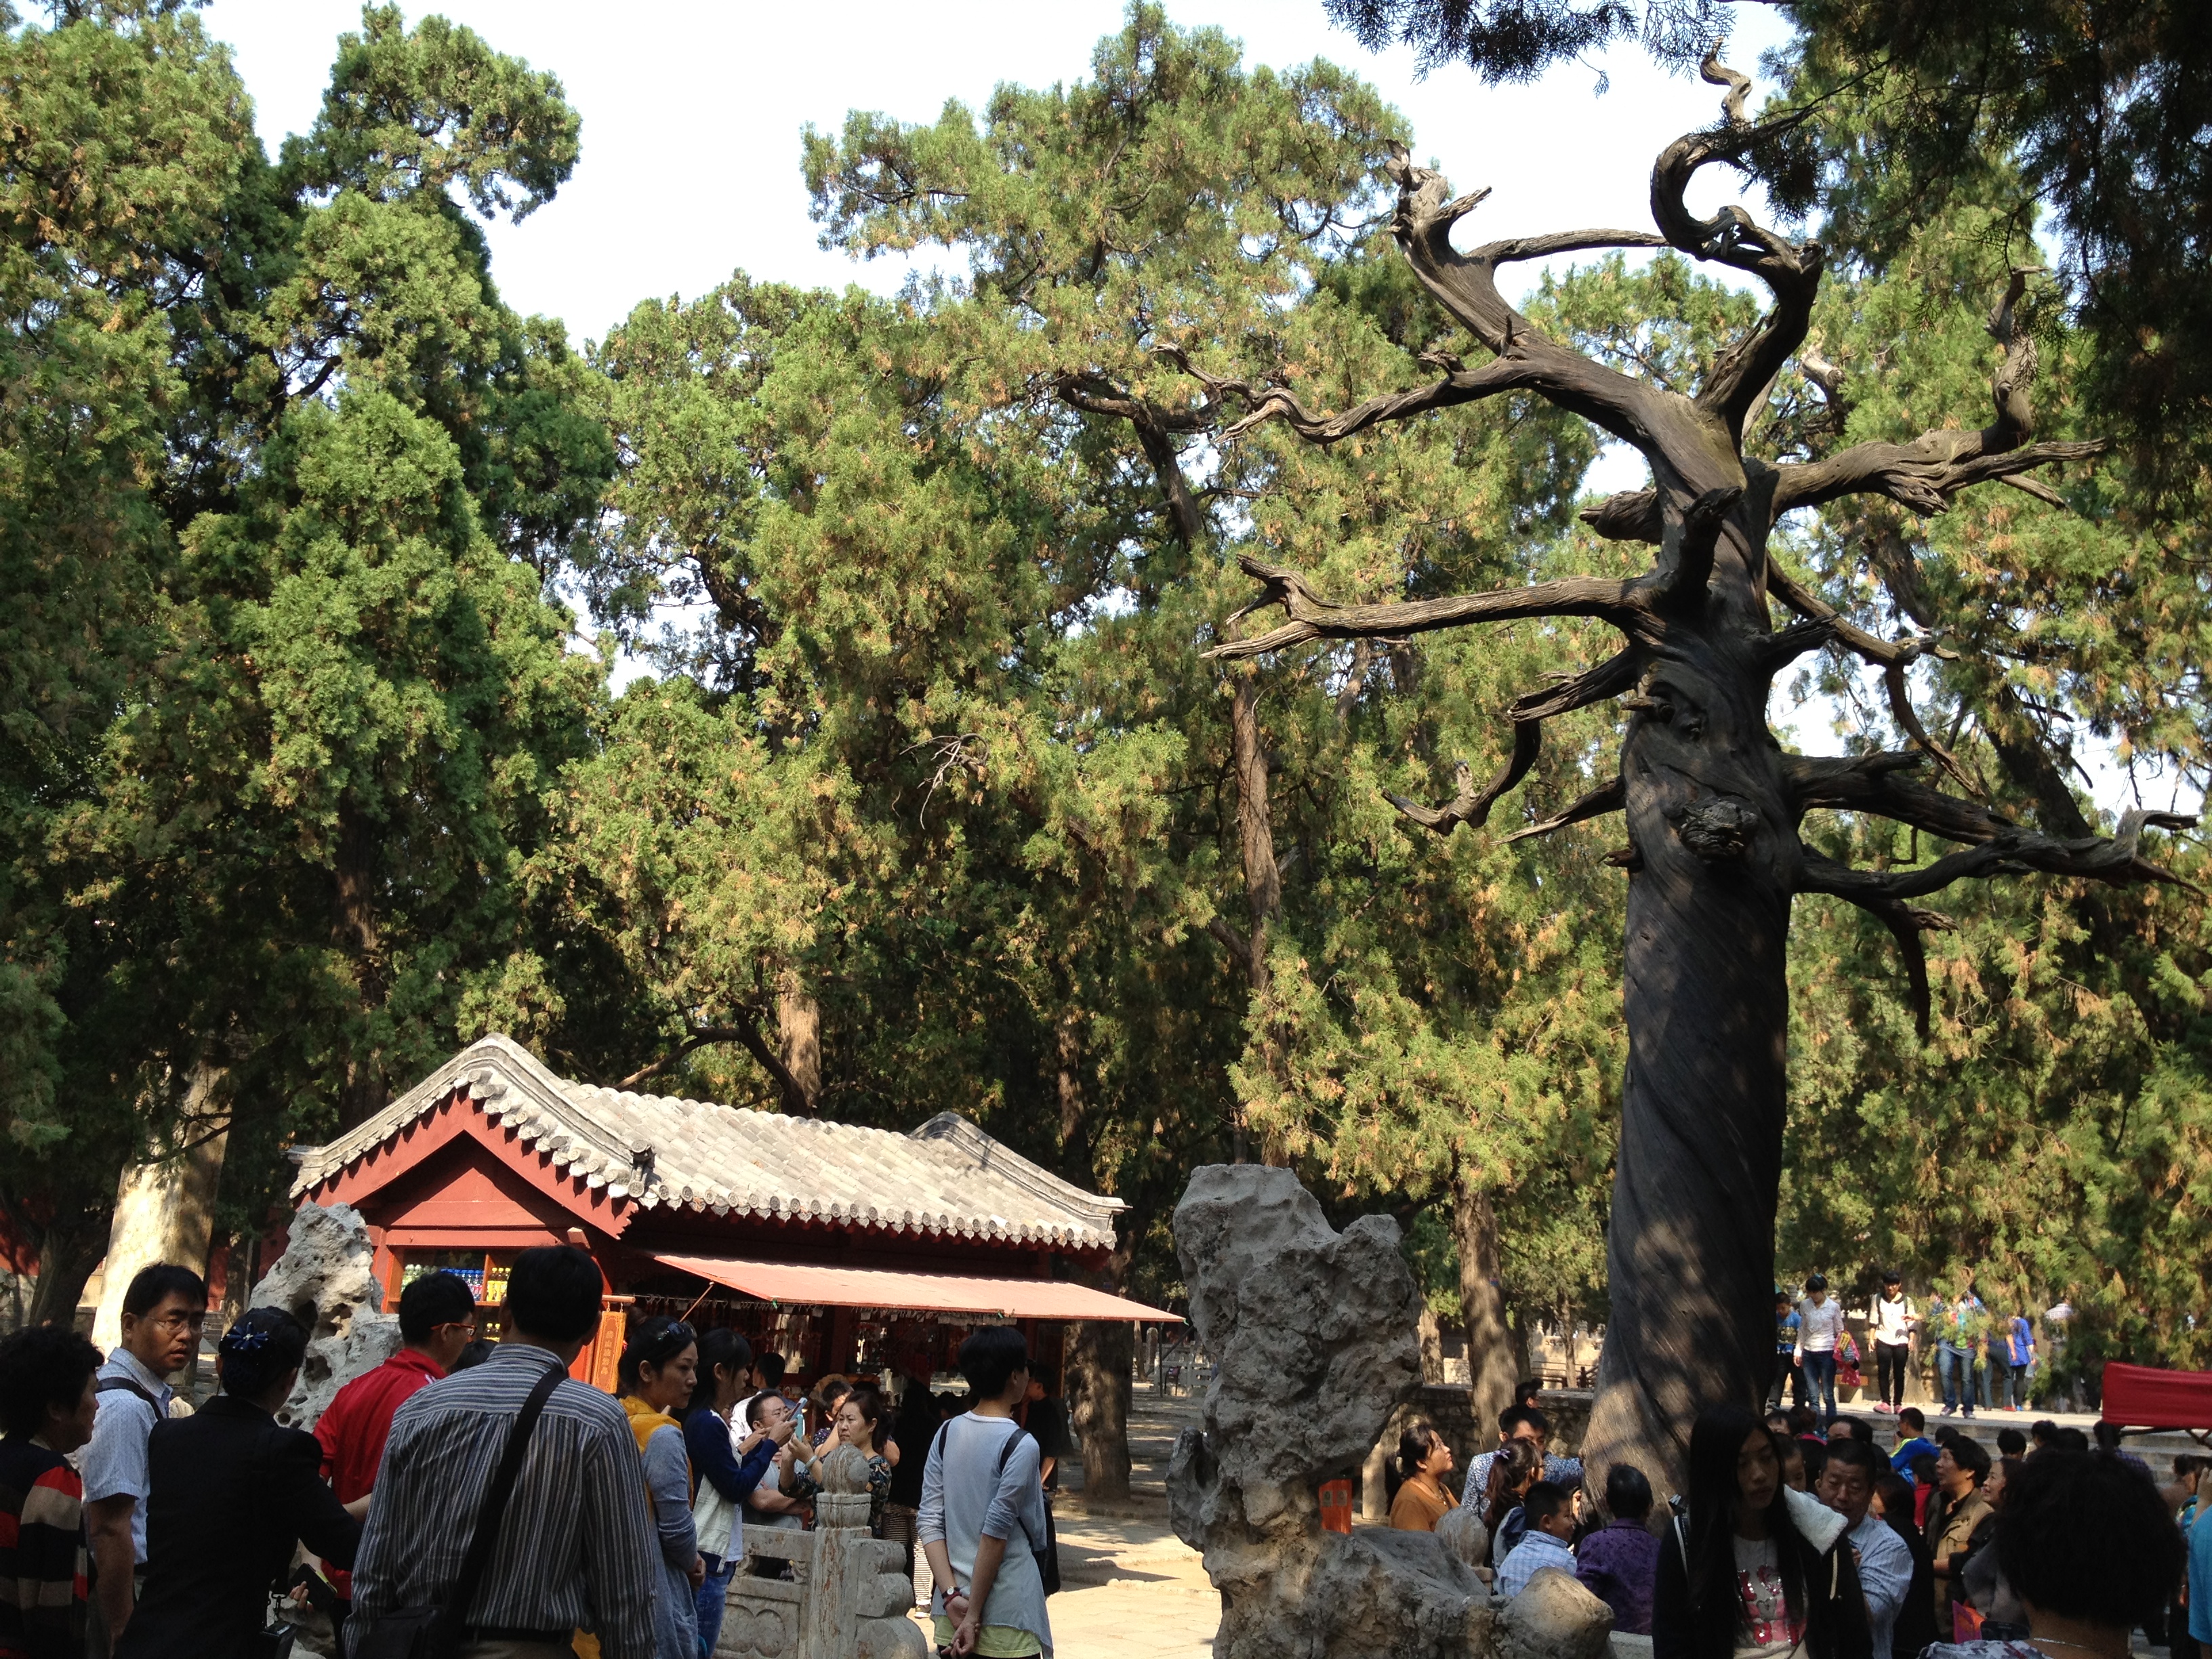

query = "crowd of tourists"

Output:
[[1774, 1271, 2048, 1424], [1387, 1381, 2200, 1659], [0, 1248, 1071, 1659]]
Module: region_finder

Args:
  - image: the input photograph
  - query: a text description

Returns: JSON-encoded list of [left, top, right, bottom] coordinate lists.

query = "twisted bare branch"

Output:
[[1651, 52, 1825, 438], [1763, 560, 1978, 792], [1795, 806, 2200, 901], [1502, 775, 1627, 843], [1772, 268, 2103, 516], [1386, 653, 1638, 835], [1185, 354, 1546, 445], [1797, 852, 1956, 1039], [1205, 552, 1647, 659]]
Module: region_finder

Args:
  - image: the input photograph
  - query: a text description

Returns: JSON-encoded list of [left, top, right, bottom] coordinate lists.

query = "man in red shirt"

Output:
[[312, 1271, 477, 1614]]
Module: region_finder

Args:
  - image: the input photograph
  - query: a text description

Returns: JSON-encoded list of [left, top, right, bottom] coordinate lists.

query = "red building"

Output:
[[289, 1035, 1170, 1389]]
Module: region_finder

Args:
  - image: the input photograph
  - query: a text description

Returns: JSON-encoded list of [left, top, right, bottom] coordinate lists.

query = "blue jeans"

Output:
[[1938, 1345, 1978, 1412], [1801, 1351, 1837, 1420], [695, 1551, 737, 1657]]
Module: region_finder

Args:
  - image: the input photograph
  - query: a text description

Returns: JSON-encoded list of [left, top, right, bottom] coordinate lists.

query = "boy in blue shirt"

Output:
[[1889, 1405, 1937, 1478], [1767, 1288, 1804, 1412]]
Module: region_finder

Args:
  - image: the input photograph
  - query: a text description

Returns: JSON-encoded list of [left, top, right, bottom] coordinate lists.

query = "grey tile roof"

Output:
[[289, 1034, 1124, 1251]]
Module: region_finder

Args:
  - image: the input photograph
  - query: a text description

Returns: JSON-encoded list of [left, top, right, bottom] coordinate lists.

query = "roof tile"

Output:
[[289, 1034, 1122, 1252]]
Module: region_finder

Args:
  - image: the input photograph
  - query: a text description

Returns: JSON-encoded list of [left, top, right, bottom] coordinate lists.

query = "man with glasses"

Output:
[[312, 1269, 479, 1624], [82, 1262, 207, 1654]]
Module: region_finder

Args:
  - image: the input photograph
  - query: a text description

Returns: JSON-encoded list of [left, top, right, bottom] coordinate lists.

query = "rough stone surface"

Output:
[[1494, 1567, 1613, 1659], [1167, 1164, 1492, 1659], [249, 1202, 398, 1432], [1433, 1504, 1490, 1576]]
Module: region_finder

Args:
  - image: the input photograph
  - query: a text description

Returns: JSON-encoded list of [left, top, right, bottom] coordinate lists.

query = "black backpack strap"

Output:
[[989, 1421, 1041, 1554], [98, 1374, 161, 1410], [436, 1360, 564, 1641]]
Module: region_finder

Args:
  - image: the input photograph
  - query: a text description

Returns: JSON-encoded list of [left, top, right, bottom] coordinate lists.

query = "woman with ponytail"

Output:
[[1390, 1422, 1461, 1532], [687, 1326, 777, 1656], [1652, 1402, 1872, 1659], [115, 1307, 362, 1658], [577, 1314, 703, 1659]]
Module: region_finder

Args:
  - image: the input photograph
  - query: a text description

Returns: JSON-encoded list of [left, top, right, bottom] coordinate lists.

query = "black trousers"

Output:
[[1877, 1341, 1911, 1407]]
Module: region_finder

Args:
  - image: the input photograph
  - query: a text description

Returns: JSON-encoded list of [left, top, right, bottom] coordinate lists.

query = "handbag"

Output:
[[347, 1361, 564, 1659]]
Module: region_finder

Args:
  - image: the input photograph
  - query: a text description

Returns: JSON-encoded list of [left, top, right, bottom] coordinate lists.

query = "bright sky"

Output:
[[209, 0, 1796, 351], [213, 1, 2191, 811]]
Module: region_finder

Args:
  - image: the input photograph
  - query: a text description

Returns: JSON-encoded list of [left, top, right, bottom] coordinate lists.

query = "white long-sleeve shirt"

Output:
[[1797, 1297, 1846, 1353]]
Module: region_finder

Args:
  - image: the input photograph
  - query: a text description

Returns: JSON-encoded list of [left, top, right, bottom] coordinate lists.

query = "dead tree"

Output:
[[1177, 58, 2196, 1494]]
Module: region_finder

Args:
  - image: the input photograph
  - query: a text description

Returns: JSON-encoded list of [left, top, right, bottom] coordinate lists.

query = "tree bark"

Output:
[[1227, 671, 1290, 1167], [1451, 1171, 1521, 1439], [91, 1062, 229, 1351], [775, 973, 821, 1111], [22, 1210, 104, 1331], [1582, 623, 1797, 1498], [1068, 1191, 1139, 1501], [1068, 1319, 1134, 1500]]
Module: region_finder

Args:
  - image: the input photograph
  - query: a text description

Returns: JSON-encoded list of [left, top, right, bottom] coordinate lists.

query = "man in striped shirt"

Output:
[[348, 1246, 657, 1659], [0, 1325, 102, 1659]]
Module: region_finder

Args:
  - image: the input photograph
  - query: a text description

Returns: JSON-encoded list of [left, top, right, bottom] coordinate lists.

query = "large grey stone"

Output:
[[248, 1202, 399, 1432], [1495, 1566, 1613, 1659], [1168, 1164, 1492, 1659], [1433, 1502, 1491, 1576]]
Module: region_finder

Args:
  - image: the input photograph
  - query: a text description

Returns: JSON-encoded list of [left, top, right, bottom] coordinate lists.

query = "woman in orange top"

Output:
[[578, 1315, 703, 1659], [1390, 1422, 1460, 1532]]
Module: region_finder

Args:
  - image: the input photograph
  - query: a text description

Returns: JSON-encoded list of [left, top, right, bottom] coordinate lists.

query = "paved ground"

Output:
[[909, 1388, 1219, 1659]]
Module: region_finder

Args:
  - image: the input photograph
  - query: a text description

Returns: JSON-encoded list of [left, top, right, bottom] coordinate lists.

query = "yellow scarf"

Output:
[[573, 1398, 693, 1659]]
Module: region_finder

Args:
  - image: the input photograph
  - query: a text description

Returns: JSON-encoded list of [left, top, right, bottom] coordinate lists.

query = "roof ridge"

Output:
[[909, 1111, 1129, 1223], [288, 1037, 1121, 1251]]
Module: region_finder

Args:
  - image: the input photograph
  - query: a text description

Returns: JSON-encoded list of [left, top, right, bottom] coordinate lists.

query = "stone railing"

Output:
[[716, 1444, 923, 1659]]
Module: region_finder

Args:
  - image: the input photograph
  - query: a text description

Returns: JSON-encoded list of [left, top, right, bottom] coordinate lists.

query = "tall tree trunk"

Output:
[[1069, 1319, 1134, 1500], [91, 1061, 230, 1351], [1581, 622, 1794, 1501], [775, 972, 821, 1111], [1228, 671, 1290, 1167], [1451, 1170, 1521, 1440], [333, 808, 388, 1131], [1067, 1197, 1141, 1501], [1055, 1011, 1086, 1155], [22, 1210, 104, 1330]]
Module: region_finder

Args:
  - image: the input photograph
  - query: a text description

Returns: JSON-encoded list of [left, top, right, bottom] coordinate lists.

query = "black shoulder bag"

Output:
[[348, 1361, 563, 1659]]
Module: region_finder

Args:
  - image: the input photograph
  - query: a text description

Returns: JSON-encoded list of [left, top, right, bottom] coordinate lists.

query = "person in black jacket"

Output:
[[1653, 1402, 1872, 1659], [1870, 1472, 1938, 1658], [115, 1306, 362, 1659]]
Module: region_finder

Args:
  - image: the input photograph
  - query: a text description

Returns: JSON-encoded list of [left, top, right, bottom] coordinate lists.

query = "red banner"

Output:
[[2102, 1361, 2212, 1429]]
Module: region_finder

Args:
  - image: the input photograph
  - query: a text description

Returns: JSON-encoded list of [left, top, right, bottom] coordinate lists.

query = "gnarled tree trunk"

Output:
[[1185, 54, 2184, 1498]]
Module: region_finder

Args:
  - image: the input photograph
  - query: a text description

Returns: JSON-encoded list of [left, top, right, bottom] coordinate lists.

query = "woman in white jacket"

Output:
[[1796, 1275, 1847, 1424]]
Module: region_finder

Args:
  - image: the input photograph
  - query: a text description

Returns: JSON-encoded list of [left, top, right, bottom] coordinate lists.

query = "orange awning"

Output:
[[651, 1254, 1179, 1323]]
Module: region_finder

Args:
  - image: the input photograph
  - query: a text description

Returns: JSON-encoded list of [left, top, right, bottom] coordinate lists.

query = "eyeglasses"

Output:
[[148, 1311, 207, 1335]]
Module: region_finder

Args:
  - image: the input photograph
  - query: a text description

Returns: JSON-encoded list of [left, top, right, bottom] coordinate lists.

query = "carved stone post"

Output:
[[801, 1444, 925, 1659]]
